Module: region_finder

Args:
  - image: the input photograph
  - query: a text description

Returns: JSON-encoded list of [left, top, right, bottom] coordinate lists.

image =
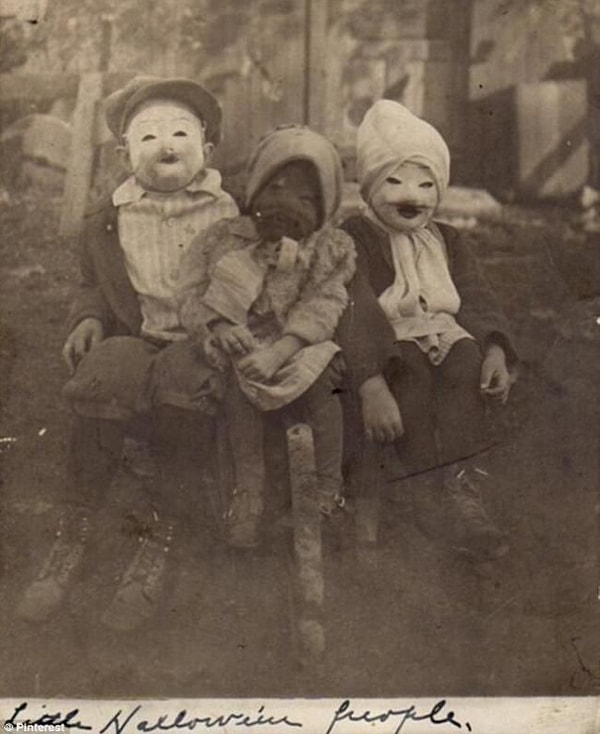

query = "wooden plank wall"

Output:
[[212, 6, 307, 183], [314, 0, 470, 179], [466, 0, 570, 191], [214, 32, 306, 178], [516, 80, 588, 198]]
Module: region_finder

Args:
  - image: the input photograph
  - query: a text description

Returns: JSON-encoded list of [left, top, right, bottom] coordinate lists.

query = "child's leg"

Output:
[[382, 346, 446, 539], [434, 338, 486, 465], [102, 404, 217, 631], [62, 336, 157, 419], [221, 378, 266, 548], [152, 338, 266, 550], [17, 415, 126, 623], [384, 343, 438, 478], [433, 339, 509, 561], [382, 341, 506, 560], [145, 337, 225, 527], [291, 357, 345, 513], [151, 405, 216, 524], [65, 415, 127, 509]]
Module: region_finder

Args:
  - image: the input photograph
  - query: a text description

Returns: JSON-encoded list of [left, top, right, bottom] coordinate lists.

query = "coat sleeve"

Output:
[[281, 227, 356, 344], [440, 223, 519, 366], [65, 209, 115, 336]]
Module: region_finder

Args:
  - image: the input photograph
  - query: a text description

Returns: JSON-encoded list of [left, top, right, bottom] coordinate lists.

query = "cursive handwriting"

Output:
[[4, 699, 473, 734], [324, 699, 472, 734], [99, 704, 303, 733], [5, 703, 92, 730]]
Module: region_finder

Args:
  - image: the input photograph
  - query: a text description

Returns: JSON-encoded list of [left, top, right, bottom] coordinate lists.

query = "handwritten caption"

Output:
[[2, 700, 472, 734]]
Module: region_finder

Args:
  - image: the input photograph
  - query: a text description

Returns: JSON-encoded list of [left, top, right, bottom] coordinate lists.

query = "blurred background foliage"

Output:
[[2, 0, 600, 76], [0, 0, 303, 75]]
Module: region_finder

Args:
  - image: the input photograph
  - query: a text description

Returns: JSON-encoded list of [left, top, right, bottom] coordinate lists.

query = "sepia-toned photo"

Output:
[[0, 0, 598, 729]]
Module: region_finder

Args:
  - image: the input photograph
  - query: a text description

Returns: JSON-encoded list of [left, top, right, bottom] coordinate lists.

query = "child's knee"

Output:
[[63, 336, 156, 419], [444, 339, 482, 386], [151, 340, 224, 414]]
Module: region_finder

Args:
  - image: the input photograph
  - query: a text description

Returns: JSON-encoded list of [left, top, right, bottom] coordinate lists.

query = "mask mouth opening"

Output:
[[158, 153, 180, 164], [395, 204, 425, 219]]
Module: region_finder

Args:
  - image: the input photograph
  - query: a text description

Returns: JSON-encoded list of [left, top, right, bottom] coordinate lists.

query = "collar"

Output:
[[112, 168, 225, 207]]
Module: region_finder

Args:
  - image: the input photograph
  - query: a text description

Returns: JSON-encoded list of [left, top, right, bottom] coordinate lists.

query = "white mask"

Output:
[[123, 99, 210, 192], [370, 161, 438, 231]]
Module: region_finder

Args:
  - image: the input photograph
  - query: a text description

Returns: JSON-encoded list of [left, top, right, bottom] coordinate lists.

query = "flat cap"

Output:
[[104, 76, 222, 144]]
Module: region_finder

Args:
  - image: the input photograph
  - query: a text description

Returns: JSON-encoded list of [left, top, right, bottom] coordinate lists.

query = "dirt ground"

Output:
[[0, 189, 598, 698]]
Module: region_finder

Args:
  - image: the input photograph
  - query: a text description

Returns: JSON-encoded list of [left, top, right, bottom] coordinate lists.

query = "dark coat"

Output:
[[66, 202, 142, 337], [337, 215, 518, 390]]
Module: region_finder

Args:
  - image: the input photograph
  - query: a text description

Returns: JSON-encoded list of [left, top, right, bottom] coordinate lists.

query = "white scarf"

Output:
[[369, 211, 474, 364]]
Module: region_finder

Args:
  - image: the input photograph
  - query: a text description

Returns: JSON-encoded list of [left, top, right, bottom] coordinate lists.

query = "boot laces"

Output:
[[38, 515, 89, 584], [226, 487, 264, 521], [446, 468, 490, 523], [120, 525, 173, 594], [319, 491, 346, 517]]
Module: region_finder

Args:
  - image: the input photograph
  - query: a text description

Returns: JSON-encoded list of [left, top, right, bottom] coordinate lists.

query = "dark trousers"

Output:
[[64, 407, 216, 526], [385, 339, 485, 476]]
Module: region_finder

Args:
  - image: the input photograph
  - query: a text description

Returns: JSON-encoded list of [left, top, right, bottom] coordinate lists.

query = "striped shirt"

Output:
[[113, 169, 238, 341]]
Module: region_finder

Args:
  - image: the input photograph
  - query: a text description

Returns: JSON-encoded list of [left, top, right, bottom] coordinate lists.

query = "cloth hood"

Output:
[[356, 100, 450, 204], [245, 125, 343, 225]]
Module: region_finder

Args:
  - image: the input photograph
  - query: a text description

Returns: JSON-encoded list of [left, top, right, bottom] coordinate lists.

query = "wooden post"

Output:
[[287, 422, 325, 671], [59, 73, 104, 238], [98, 16, 113, 74], [305, 0, 328, 129], [443, 0, 473, 174]]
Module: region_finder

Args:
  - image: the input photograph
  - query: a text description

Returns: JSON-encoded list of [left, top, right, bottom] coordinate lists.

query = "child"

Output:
[[16, 76, 239, 629], [179, 125, 356, 547], [339, 100, 518, 562]]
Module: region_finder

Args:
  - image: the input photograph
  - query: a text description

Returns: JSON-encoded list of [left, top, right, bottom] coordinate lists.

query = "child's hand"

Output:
[[62, 317, 104, 374], [211, 321, 256, 356], [359, 374, 404, 443], [237, 335, 304, 382], [480, 344, 511, 404], [203, 336, 229, 371], [236, 345, 286, 382]]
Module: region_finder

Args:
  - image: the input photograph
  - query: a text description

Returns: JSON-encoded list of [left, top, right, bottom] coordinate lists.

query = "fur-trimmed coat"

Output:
[[179, 215, 356, 348]]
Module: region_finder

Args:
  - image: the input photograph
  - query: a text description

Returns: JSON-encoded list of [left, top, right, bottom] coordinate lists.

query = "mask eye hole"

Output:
[[141, 134, 156, 142], [386, 176, 401, 185], [419, 181, 434, 189], [173, 130, 188, 137]]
